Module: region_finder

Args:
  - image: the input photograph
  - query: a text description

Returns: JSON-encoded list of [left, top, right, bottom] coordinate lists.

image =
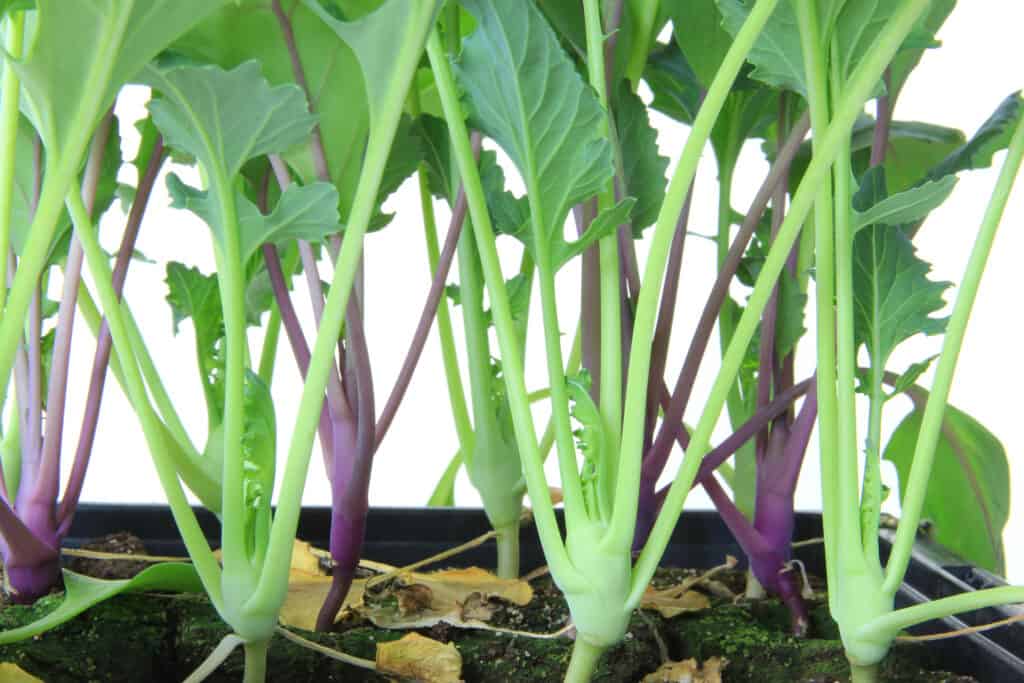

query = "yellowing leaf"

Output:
[[642, 657, 726, 683], [0, 663, 44, 682], [376, 633, 463, 683]]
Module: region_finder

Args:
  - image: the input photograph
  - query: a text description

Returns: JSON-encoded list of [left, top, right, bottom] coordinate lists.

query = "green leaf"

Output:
[[165, 262, 225, 426], [241, 370, 275, 559], [888, 0, 955, 100], [0, 564, 201, 644], [7, 0, 227, 151], [535, 0, 588, 58], [851, 171, 950, 368], [171, 0, 367, 221], [0, 0, 34, 16], [166, 174, 341, 262], [454, 0, 613, 257], [717, 0, 805, 96], [791, 118, 965, 195], [831, 1, 900, 82], [853, 174, 958, 232], [884, 404, 1010, 574], [145, 61, 316, 181], [301, 0, 439, 120], [427, 450, 463, 507], [371, 115, 424, 230], [644, 41, 703, 125], [927, 93, 1024, 180], [553, 198, 635, 270], [668, 0, 733, 90], [774, 270, 807, 359], [886, 355, 937, 401], [615, 86, 669, 234]]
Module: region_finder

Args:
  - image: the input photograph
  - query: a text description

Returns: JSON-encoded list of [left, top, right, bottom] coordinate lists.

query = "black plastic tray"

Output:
[[64, 505, 1024, 682]]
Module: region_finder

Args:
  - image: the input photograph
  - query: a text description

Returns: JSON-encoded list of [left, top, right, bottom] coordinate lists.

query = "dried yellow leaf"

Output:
[[376, 633, 463, 683], [362, 566, 533, 629], [642, 657, 726, 683], [279, 540, 365, 630], [640, 586, 711, 618], [0, 663, 44, 682]]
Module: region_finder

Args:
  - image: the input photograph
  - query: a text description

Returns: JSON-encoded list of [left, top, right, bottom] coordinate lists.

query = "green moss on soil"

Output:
[[0, 571, 977, 682]]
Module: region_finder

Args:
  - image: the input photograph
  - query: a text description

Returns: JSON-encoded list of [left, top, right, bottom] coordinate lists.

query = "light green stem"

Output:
[[610, 0, 782, 553], [212, 171, 253, 592], [427, 29, 586, 591], [68, 190, 224, 611], [417, 169, 473, 452], [0, 9, 130, 412], [242, 639, 269, 683], [629, 0, 932, 607], [624, 0, 659, 87], [495, 520, 521, 580], [850, 663, 880, 683], [584, 0, 623, 515], [794, 0, 840, 610], [829, 47, 869, 581], [0, 12, 25, 316], [564, 638, 607, 683], [258, 308, 282, 387], [882, 100, 1024, 596], [862, 586, 1024, 640], [248, 1, 442, 616]]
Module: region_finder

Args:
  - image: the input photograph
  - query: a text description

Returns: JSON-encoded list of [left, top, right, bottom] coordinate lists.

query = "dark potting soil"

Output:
[[0, 535, 979, 683]]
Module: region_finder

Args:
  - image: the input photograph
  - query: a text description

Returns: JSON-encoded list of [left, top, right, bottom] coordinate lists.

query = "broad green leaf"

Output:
[[454, 0, 613, 260], [9, 113, 122, 259], [0, 1, 34, 16], [710, 88, 778, 164], [774, 270, 807, 359], [416, 114, 527, 239], [300, 0, 439, 121], [668, 0, 733, 90], [166, 174, 341, 262], [0, 564, 201, 644], [928, 93, 1024, 181], [851, 171, 950, 367], [888, 0, 955, 100], [791, 118, 965, 195], [371, 115, 424, 230], [717, 0, 805, 96], [171, 0, 368, 221], [884, 404, 1009, 574], [853, 175, 958, 232], [616, 86, 669, 234], [644, 41, 703, 125], [144, 61, 316, 180], [536, 0, 587, 58], [7, 0, 227, 152], [832, 1, 899, 81]]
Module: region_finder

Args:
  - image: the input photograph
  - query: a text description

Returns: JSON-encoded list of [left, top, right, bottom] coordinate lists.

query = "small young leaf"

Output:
[[851, 222, 950, 369], [166, 174, 340, 262], [886, 356, 938, 400], [552, 198, 636, 270], [884, 404, 1010, 574], [241, 370, 276, 559], [616, 86, 669, 234], [853, 175, 958, 231]]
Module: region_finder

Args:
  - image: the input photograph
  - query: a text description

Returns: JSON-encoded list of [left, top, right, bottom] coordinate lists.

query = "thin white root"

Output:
[[182, 633, 245, 683], [274, 626, 377, 670]]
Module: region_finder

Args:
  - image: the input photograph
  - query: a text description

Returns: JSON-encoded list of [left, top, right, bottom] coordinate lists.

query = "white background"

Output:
[[53, 5, 1024, 581]]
